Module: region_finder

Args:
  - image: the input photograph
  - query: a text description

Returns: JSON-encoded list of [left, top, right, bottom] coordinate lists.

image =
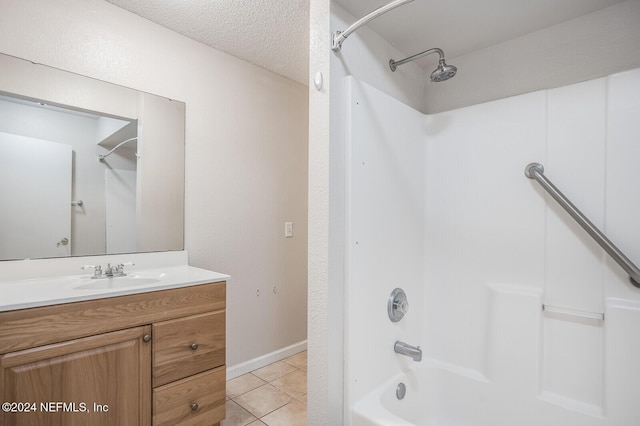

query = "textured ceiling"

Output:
[[105, 0, 310, 85], [105, 0, 625, 86]]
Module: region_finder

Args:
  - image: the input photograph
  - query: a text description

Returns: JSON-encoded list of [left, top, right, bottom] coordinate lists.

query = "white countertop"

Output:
[[0, 251, 229, 312]]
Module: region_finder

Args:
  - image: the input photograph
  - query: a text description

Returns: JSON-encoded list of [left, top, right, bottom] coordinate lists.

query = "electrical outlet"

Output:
[[285, 222, 293, 238]]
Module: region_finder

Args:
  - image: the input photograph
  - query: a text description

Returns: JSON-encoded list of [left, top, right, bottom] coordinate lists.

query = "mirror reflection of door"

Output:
[[0, 132, 71, 260]]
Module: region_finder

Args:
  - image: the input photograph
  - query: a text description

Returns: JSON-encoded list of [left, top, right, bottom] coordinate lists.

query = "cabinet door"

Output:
[[0, 326, 151, 426]]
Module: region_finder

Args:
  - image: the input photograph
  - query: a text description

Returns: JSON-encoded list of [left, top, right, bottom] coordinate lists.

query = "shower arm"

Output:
[[332, 0, 414, 52], [389, 48, 444, 71]]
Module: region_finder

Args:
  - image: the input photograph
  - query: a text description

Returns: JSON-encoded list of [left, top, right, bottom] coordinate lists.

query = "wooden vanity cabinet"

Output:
[[1, 326, 152, 426], [0, 281, 226, 426]]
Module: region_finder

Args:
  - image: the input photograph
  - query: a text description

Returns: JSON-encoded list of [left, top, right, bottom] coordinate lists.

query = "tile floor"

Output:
[[222, 351, 307, 426]]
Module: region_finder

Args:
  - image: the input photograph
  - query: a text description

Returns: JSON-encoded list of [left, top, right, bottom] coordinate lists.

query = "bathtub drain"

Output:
[[396, 382, 406, 400]]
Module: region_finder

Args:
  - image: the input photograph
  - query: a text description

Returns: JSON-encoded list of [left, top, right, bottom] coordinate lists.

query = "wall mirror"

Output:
[[0, 53, 185, 261]]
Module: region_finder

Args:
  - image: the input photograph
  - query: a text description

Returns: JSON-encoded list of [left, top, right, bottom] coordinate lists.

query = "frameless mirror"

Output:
[[0, 53, 185, 260]]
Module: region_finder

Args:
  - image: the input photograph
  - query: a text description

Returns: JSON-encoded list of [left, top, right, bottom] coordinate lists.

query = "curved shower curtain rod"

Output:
[[97, 137, 138, 162], [332, 0, 414, 52]]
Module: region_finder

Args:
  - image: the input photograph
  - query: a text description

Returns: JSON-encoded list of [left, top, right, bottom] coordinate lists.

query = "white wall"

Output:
[[424, 0, 640, 113], [0, 0, 308, 370], [307, 0, 332, 423]]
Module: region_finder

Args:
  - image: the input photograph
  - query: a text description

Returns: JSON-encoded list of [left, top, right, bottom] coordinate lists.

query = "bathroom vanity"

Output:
[[0, 252, 228, 426]]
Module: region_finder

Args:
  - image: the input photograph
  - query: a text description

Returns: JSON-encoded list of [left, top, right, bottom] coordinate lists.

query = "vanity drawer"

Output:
[[153, 365, 225, 426], [152, 310, 225, 386]]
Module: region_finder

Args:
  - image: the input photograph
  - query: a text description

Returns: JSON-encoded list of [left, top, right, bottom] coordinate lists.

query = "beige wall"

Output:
[[0, 0, 308, 368]]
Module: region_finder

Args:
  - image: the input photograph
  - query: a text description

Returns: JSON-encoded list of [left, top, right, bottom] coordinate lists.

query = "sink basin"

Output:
[[74, 276, 161, 290]]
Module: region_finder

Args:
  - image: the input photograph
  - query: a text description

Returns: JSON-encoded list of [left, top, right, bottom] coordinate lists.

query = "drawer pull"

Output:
[[143, 334, 151, 343], [190, 403, 199, 411], [190, 342, 199, 350]]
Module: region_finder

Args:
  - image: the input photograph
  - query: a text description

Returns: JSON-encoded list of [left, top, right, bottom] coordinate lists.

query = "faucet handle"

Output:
[[394, 299, 409, 315], [117, 262, 135, 270], [81, 264, 102, 277]]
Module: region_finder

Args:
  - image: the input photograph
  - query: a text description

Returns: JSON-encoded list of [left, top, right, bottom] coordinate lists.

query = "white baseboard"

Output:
[[226, 340, 307, 380]]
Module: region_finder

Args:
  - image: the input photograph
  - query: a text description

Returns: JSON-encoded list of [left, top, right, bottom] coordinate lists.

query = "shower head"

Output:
[[389, 47, 457, 82], [430, 59, 457, 82]]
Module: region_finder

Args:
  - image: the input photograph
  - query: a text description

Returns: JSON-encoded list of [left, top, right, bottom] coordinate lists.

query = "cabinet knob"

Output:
[[190, 343, 199, 350], [143, 334, 151, 343], [190, 403, 199, 411]]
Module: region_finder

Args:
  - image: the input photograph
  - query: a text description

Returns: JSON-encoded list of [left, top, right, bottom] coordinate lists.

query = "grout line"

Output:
[[225, 352, 308, 425]]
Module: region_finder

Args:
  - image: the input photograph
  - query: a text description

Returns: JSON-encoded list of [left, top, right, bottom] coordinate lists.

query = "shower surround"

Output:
[[345, 70, 640, 425]]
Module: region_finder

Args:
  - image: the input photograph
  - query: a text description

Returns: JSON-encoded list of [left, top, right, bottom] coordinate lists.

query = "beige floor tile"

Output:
[[221, 400, 257, 426], [283, 351, 307, 370], [247, 421, 267, 426], [227, 373, 267, 398], [251, 361, 297, 382], [234, 383, 292, 418], [271, 370, 307, 399], [261, 399, 307, 426]]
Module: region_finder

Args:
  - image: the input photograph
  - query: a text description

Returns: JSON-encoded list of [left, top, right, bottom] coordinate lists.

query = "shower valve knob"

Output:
[[394, 299, 409, 314], [388, 288, 409, 322]]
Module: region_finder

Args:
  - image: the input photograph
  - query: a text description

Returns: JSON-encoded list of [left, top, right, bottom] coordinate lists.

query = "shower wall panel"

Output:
[[345, 77, 425, 405], [426, 68, 640, 423], [545, 78, 607, 314], [344, 60, 640, 424], [424, 91, 546, 376]]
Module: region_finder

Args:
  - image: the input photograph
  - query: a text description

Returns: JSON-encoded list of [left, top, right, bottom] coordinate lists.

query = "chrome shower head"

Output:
[[389, 47, 457, 82], [430, 59, 457, 82]]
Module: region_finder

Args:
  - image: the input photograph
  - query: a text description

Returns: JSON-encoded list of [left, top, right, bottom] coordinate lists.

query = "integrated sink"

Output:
[[74, 276, 161, 290], [0, 251, 231, 313]]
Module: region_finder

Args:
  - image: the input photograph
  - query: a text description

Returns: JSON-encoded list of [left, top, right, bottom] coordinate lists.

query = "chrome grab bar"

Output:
[[525, 163, 640, 288]]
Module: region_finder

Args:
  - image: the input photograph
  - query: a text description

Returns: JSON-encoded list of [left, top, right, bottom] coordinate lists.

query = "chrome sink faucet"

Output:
[[104, 263, 122, 277], [394, 341, 422, 362], [82, 262, 134, 279]]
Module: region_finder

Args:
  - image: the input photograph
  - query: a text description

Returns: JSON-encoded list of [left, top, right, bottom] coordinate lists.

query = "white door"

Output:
[[0, 132, 72, 260]]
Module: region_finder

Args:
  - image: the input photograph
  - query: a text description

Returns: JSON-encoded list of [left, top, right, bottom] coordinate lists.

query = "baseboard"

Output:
[[226, 340, 307, 380]]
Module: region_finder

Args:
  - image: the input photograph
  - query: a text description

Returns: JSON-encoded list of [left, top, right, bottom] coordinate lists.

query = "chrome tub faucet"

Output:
[[394, 341, 422, 362]]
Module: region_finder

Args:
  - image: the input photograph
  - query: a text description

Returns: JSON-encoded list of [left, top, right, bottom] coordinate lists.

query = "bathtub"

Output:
[[351, 361, 491, 426], [350, 360, 605, 426]]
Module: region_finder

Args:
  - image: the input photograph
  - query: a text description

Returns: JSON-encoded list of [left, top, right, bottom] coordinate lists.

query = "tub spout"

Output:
[[394, 341, 422, 362]]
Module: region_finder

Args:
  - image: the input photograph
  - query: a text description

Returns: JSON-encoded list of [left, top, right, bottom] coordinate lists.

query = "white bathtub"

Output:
[[350, 360, 606, 426], [351, 361, 490, 426]]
